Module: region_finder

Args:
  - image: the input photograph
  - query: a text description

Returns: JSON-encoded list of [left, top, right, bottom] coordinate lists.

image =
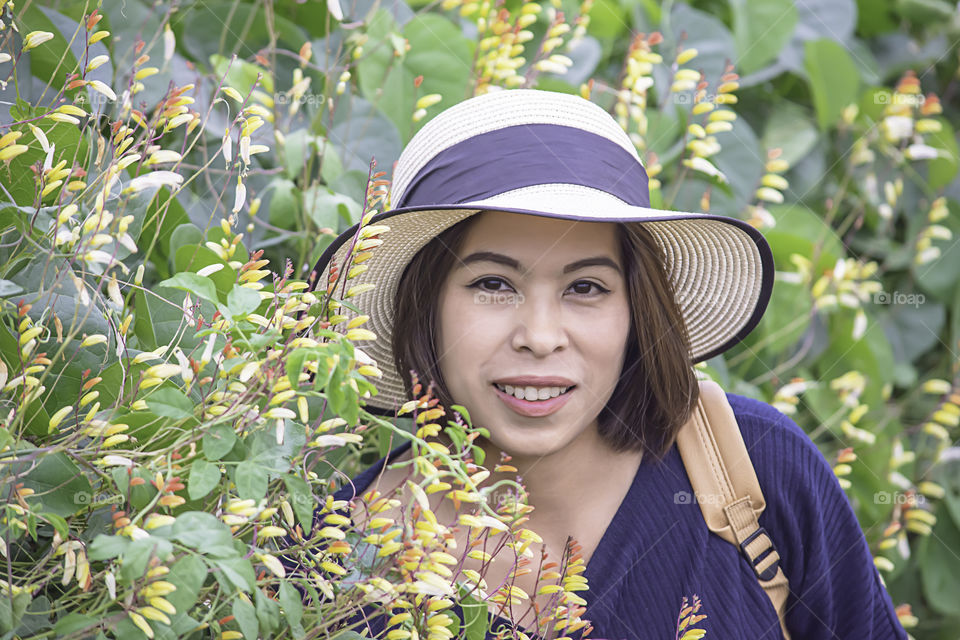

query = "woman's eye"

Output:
[[470, 277, 511, 292], [568, 280, 609, 296]]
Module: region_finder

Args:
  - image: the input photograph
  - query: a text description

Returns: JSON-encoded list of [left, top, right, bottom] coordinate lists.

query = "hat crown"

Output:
[[390, 89, 644, 208]]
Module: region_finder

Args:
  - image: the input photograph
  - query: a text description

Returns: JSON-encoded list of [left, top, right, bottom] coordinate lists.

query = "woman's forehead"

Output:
[[465, 210, 619, 246], [456, 211, 623, 273]]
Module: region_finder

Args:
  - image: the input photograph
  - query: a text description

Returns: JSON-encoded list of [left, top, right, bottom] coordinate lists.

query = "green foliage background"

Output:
[[1, 0, 959, 638]]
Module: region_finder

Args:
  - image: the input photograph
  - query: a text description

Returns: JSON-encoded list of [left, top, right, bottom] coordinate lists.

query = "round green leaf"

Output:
[[188, 460, 222, 500], [146, 387, 195, 420]]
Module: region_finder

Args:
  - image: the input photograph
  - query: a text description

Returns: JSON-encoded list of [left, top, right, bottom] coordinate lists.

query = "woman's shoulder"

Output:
[[720, 390, 845, 516], [723, 390, 825, 470]]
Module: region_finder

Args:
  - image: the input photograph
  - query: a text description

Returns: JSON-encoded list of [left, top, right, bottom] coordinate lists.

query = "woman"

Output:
[[307, 90, 906, 640]]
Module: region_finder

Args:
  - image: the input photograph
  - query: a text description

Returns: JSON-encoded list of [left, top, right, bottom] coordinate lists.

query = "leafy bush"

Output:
[[0, 0, 958, 638]]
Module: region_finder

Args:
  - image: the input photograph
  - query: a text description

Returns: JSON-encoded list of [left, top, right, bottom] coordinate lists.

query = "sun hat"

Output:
[[308, 89, 774, 416]]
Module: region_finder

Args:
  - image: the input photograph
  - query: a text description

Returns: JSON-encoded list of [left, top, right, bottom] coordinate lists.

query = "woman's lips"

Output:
[[492, 384, 575, 417]]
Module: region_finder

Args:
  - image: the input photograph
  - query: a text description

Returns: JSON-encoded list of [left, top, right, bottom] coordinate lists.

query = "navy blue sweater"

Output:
[[329, 392, 907, 640]]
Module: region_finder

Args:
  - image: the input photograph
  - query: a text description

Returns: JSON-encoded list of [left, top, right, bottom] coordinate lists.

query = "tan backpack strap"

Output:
[[676, 380, 793, 640]]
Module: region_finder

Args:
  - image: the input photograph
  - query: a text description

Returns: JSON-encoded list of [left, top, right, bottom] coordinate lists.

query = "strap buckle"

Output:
[[739, 526, 780, 581]]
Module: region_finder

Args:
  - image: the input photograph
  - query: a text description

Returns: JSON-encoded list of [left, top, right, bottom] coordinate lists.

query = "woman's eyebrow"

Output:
[[459, 251, 622, 275]]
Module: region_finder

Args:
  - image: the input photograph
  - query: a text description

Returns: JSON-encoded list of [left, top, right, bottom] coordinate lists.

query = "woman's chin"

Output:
[[481, 428, 568, 462]]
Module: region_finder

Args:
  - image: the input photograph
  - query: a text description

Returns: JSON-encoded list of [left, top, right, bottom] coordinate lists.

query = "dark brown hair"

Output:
[[391, 213, 700, 460]]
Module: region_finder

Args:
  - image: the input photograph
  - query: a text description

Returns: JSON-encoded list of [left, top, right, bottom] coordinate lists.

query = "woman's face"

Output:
[[436, 211, 632, 461]]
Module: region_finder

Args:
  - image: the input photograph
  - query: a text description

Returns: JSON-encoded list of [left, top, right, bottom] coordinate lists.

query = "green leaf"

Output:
[[269, 178, 301, 228], [897, 0, 956, 23], [147, 387, 195, 420], [952, 289, 960, 365], [213, 557, 257, 591], [919, 502, 960, 616], [226, 286, 262, 318], [232, 598, 259, 640], [804, 38, 861, 130], [235, 460, 269, 501], [20, 5, 82, 85], [209, 53, 275, 95], [460, 592, 488, 640], [816, 310, 895, 406], [137, 185, 191, 277], [878, 300, 945, 366], [662, 3, 737, 82], [286, 347, 312, 389], [203, 424, 238, 460], [254, 588, 281, 635], [169, 512, 237, 557], [88, 534, 131, 561], [0, 279, 23, 297], [761, 102, 819, 167], [173, 243, 238, 301], [0, 591, 30, 635], [43, 512, 69, 540], [331, 632, 375, 640], [283, 475, 316, 531], [54, 613, 99, 637], [927, 118, 959, 191], [355, 12, 472, 141], [22, 451, 93, 517], [730, 0, 798, 75], [776, 0, 856, 72], [249, 421, 307, 472], [302, 185, 363, 229], [751, 278, 813, 355], [188, 459, 222, 500], [169, 223, 204, 256], [121, 537, 174, 584], [187, 3, 303, 82], [765, 203, 845, 272], [278, 582, 305, 638], [158, 272, 220, 305], [133, 288, 160, 351], [585, 0, 628, 39], [855, 0, 898, 35], [165, 554, 208, 616]]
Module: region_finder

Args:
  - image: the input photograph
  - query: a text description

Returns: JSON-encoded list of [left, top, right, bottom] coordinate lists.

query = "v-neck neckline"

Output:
[[580, 447, 658, 597]]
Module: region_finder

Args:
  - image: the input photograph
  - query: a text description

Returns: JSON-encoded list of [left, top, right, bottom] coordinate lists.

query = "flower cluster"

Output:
[[913, 196, 952, 266], [440, 0, 592, 93], [611, 32, 665, 151], [678, 62, 741, 201]]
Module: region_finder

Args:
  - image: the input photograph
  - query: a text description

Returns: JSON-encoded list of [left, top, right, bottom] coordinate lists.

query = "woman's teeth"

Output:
[[494, 383, 572, 401]]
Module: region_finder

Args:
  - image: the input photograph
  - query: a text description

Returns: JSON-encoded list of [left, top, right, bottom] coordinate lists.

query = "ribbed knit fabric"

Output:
[[327, 392, 908, 640]]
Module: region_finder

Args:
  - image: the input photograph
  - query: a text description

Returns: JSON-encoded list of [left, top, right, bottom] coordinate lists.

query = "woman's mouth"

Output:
[[491, 383, 576, 417], [493, 383, 574, 401]]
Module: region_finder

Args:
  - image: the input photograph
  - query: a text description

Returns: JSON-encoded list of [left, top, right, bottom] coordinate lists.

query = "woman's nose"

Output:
[[509, 293, 569, 356]]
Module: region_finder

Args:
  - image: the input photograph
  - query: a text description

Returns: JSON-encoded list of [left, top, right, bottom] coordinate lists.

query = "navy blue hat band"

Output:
[[395, 123, 651, 209]]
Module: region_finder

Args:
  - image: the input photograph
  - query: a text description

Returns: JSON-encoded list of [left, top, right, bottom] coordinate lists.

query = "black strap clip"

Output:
[[739, 526, 780, 582]]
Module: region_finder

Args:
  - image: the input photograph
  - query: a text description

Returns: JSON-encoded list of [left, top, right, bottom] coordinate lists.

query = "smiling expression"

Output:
[[435, 210, 632, 461]]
